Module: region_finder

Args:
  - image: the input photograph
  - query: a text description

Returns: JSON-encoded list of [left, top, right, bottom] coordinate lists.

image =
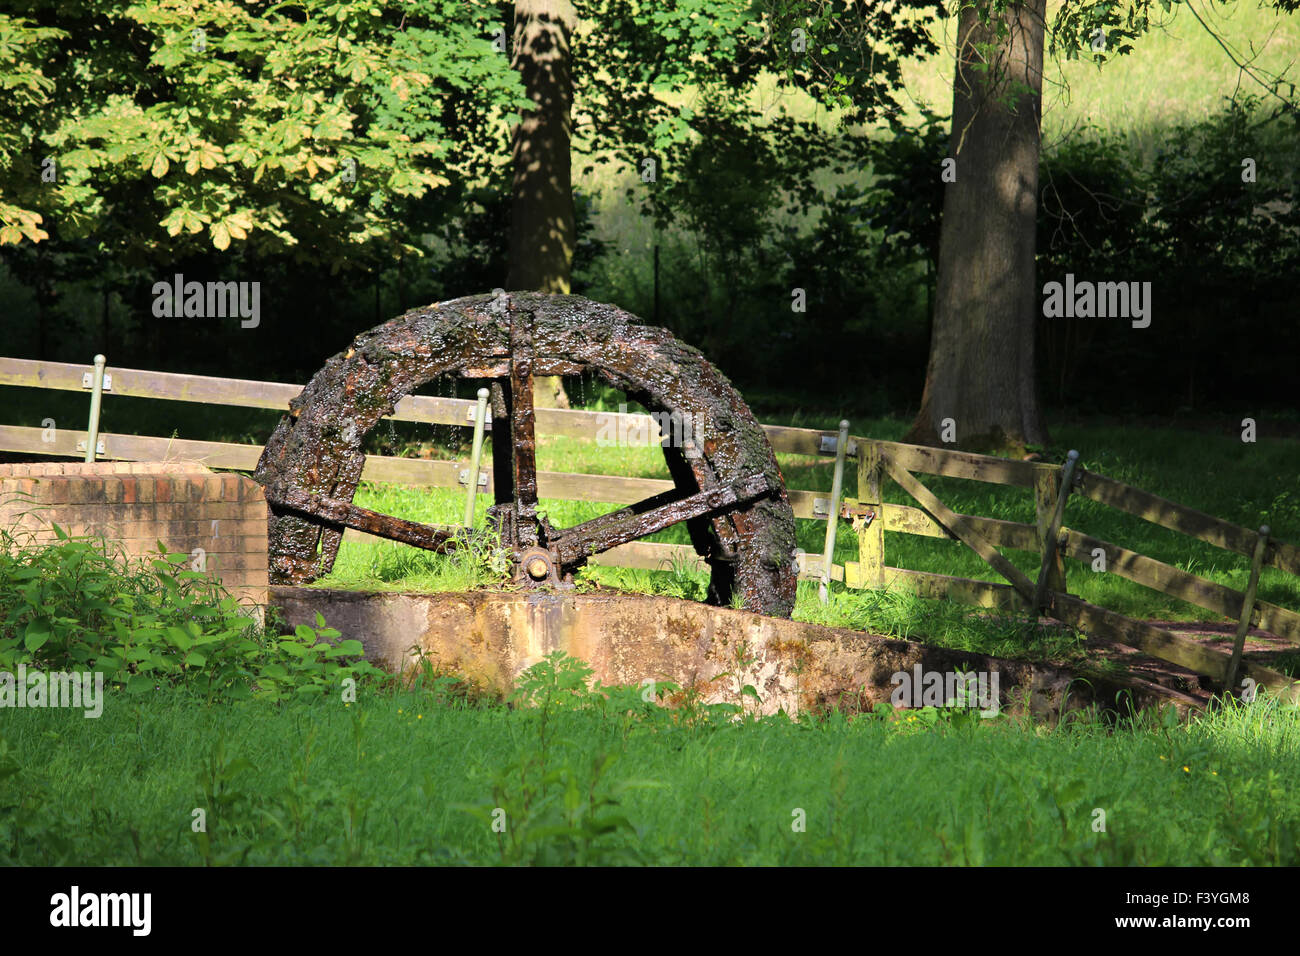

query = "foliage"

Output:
[[0, 14, 62, 244], [861, 110, 949, 273], [1, 0, 528, 264], [0, 0, 951, 261], [1035, 96, 1300, 409], [601, 90, 1299, 411], [571, 0, 944, 175], [0, 509, 381, 702], [423, 175, 607, 301]]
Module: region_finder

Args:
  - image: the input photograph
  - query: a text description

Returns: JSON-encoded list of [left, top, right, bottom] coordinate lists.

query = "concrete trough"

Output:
[[270, 587, 1202, 720]]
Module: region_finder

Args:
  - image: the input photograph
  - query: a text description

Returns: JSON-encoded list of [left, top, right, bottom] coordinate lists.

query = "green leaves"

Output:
[[1047, 0, 1160, 60], [0, 0, 523, 264], [510, 650, 598, 709], [0, 203, 47, 245], [125, 674, 154, 694], [22, 618, 50, 652], [0, 15, 66, 242], [159, 206, 206, 237]]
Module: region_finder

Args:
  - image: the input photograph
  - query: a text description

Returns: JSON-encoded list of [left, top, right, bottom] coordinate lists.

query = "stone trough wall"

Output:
[[271, 587, 1203, 720]]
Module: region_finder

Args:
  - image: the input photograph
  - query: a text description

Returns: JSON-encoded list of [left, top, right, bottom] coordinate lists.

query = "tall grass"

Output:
[[3, 658, 1298, 865]]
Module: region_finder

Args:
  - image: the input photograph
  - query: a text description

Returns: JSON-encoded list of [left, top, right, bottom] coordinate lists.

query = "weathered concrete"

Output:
[[271, 587, 1202, 720]]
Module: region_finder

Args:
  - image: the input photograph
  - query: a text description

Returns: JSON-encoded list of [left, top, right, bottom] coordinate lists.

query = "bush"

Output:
[[0, 507, 381, 702]]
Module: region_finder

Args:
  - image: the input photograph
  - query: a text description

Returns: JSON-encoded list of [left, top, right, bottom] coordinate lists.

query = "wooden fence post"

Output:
[[1034, 470, 1065, 595], [1033, 450, 1079, 612], [858, 441, 885, 588], [1225, 524, 1270, 696]]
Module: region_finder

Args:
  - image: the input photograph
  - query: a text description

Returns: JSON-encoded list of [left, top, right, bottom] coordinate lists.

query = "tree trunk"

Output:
[[506, 0, 577, 410], [903, 0, 1049, 457]]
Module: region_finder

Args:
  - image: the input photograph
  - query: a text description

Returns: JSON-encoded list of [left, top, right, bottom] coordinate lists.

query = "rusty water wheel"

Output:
[[253, 291, 798, 618]]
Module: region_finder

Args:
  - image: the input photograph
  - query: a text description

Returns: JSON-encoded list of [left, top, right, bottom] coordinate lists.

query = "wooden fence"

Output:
[[3, 355, 1298, 699]]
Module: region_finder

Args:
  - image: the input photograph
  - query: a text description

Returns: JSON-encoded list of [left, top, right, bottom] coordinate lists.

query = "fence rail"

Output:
[[3, 354, 1298, 699]]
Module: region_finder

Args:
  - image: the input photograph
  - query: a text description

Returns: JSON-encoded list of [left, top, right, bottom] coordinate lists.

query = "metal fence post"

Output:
[[84, 353, 107, 463], [819, 419, 850, 605], [462, 387, 490, 528]]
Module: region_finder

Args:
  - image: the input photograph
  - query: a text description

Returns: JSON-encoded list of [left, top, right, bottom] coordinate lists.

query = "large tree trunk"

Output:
[[903, 0, 1049, 457], [507, 0, 577, 410]]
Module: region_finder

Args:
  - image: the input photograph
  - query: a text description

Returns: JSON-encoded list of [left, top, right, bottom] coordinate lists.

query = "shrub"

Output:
[[0, 508, 380, 702]]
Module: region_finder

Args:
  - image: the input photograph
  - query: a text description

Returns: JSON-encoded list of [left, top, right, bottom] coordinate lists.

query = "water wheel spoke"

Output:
[[548, 486, 686, 558], [662, 442, 743, 604], [674, 443, 742, 560], [509, 308, 539, 544], [552, 473, 775, 566], [270, 486, 461, 553]]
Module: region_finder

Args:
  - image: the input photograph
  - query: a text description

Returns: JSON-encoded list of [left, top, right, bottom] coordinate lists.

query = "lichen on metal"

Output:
[[253, 291, 798, 617]]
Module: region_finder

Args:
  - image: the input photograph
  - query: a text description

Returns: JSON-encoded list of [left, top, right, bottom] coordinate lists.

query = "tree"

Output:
[[906, 0, 1300, 455], [0, 1, 527, 266], [499, 0, 943, 405], [904, 0, 1049, 456], [0, 1, 537, 368], [506, 0, 578, 408], [569, 0, 943, 182], [6, 0, 959, 380]]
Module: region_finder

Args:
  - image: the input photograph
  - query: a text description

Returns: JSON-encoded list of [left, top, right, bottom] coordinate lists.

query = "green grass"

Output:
[[4, 456, 1298, 867], [6, 7, 1297, 870], [901, 0, 1300, 142], [3, 674, 1299, 865]]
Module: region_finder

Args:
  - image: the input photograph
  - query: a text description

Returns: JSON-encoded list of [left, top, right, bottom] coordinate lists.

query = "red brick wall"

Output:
[[0, 461, 267, 607]]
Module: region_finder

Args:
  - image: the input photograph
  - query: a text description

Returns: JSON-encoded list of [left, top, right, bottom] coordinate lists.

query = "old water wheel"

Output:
[[253, 291, 798, 617]]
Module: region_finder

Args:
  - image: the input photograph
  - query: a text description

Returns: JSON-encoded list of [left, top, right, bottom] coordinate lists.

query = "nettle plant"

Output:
[[0, 512, 379, 702]]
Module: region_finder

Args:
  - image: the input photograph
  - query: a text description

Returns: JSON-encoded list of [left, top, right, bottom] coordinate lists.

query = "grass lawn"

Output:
[[3, 1, 1297, 873], [3, 672, 1298, 866]]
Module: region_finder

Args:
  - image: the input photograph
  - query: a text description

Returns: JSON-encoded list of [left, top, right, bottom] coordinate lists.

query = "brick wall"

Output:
[[0, 460, 267, 607]]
